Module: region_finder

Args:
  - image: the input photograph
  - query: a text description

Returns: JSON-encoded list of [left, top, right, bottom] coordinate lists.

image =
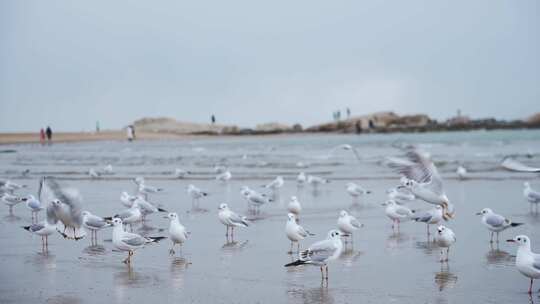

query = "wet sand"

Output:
[[1, 178, 538, 303]]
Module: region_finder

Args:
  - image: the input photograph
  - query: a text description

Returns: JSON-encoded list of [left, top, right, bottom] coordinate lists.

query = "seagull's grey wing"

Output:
[[297, 225, 309, 237], [533, 254, 540, 270], [27, 199, 41, 209], [229, 212, 249, 226], [40, 178, 83, 211], [414, 212, 432, 223], [387, 149, 443, 194], [528, 189, 540, 200], [350, 217, 362, 228], [486, 214, 506, 227], [115, 209, 136, 219], [86, 216, 108, 229], [29, 223, 45, 232], [302, 239, 336, 263], [395, 206, 412, 216], [122, 233, 146, 246]]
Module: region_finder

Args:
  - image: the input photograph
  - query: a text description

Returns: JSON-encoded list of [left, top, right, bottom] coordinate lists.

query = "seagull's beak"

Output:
[[475, 212, 482, 215], [162, 216, 169, 219], [506, 239, 516, 243]]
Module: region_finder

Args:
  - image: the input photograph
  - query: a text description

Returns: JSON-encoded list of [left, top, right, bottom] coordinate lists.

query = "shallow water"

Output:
[[1, 130, 540, 303]]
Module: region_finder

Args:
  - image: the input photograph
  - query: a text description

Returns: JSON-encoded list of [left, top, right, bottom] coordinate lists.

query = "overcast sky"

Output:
[[1, 1, 538, 132]]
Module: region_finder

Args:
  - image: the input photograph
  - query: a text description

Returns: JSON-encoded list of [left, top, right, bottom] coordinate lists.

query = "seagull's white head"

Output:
[[290, 196, 298, 202], [476, 208, 493, 216], [327, 229, 341, 239], [166, 212, 178, 220], [218, 203, 228, 211], [50, 199, 62, 208], [287, 213, 296, 221], [81, 211, 90, 217], [111, 218, 123, 226], [339, 210, 348, 217], [437, 225, 447, 235], [507, 235, 531, 248], [524, 182, 530, 188]]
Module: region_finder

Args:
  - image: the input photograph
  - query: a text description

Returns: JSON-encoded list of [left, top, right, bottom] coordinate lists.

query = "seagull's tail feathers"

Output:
[[157, 207, 168, 213]]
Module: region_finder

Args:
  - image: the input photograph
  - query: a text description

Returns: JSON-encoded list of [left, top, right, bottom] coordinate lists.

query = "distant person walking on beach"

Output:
[[346, 108, 351, 119], [45, 126, 52, 144], [211, 115, 216, 124], [39, 128, 45, 145], [126, 125, 134, 142]]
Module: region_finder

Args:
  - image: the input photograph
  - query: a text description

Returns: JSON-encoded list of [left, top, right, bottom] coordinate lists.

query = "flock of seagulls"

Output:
[[1, 145, 540, 293]]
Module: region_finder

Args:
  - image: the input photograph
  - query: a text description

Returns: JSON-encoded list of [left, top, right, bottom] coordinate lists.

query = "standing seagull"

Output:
[[1, 193, 24, 214], [307, 175, 330, 190], [330, 144, 361, 162], [39, 177, 86, 240], [435, 226, 456, 262], [346, 182, 371, 203], [262, 176, 284, 193], [120, 191, 138, 208], [386, 187, 415, 205], [103, 164, 113, 175], [387, 148, 454, 220], [524, 182, 540, 213], [88, 168, 100, 179], [111, 218, 165, 264], [285, 229, 343, 282], [187, 184, 208, 209], [174, 168, 190, 179], [22, 195, 44, 223], [165, 212, 188, 255], [216, 171, 232, 183], [456, 165, 467, 180], [285, 213, 313, 253], [22, 199, 59, 251], [82, 211, 111, 245], [412, 205, 443, 236], [218, 203, 249, 240], [507, 235, 540, 294], [243, 188, 271, 214], [382, 200, 415, 230], [476, 208, 523, 243], [287, 196, 302, 215], [337, 210, 363, 244], [297, 172, 307, 188]]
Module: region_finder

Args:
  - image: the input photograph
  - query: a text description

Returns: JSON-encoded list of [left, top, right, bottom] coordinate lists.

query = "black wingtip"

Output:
[[511, 222, 524, 227], [23, 225, 31, 231], [103, 216, 113, 221], [285, 260, 306, 267], [157, 208, 168, 213], [149, 236, 167, 242]]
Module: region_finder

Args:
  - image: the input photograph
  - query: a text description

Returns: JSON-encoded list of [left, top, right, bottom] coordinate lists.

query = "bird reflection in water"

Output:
[[386, 232, 409, 249], [485, 244, 512, 267], [287, 285, 334, 304], [82, 244, 107, 256], [434, 264, 458, 292], [339, 248, 363, 268]]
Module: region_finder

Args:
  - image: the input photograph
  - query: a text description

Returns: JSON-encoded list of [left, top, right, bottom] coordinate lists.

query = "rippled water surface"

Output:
[[1, 130, 540, 303]]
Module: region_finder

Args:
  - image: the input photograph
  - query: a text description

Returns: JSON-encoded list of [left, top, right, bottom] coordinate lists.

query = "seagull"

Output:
[[132, 197, 167, 221], [337, 210, 363, 243], [113, 201, 143, 231], [412, 205, 443, 235], [1, 193, 24, 213], [174, 168, 190, 179], [39, 177, 86, 240], [120, 191, 138, 208], [216, 171, 232, 183], [346, 182, 371, 202], [386, 187, 415, 204], [330, 144, 361, 162], [82, 211, 111, 244], [382, 200, 415, 230], [524, 182, 540, 213], [507, 235, 540, 294], [23, 220, 57, 252], [214, 165, 227, 174], [137, 181, 164, 198], [262, 176, 284, 191], [242, 187, 271, 213], [22, 194, 44, 222], [218, 203, 249, 239], [111, 218, 166, 264], [284, 229, 343, 282], [287, 196, 302, 215], [435, 225, 456, 262], [476, 208, 523, 243], [456, 165, 467, 180], [387, 148, 454, 220], [103, 164, 113, 174], [88, 168, 100, 179], [307, 175, 330, 190], [0, 180, 27, 194], [187, 184, 208, 209], [285, 213, 314, 253], [164, 212, 188, 255], [297, 172, 307, 187]]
